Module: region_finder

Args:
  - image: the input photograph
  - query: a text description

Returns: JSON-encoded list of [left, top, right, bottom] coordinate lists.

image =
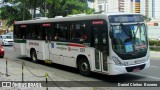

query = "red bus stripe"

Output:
[[68, 44, 85, 47]]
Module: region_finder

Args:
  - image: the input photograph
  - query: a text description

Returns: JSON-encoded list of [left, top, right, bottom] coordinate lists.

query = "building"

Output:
[[140, 0, 149, 17], [140, 0, 160, 19], [130, 0, 140, 13], [92, 0, 140, 13], [90, 0, 160, 20], [118, 0, 131, 13], [150, 0, 160, 19], [92, 0, 119, 13]]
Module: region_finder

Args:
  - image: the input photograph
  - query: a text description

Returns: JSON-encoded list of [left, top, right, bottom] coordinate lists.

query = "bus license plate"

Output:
[[133, 68, 140, 72]]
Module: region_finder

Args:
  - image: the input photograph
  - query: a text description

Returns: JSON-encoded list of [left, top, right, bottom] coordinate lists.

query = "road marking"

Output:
[[132, 73, 160, 80], [150, 66, 160, 68]]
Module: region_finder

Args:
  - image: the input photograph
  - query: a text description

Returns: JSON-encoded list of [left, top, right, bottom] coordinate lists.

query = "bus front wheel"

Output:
[[31, 50, 37, 63], [78, 58, 91, 76]]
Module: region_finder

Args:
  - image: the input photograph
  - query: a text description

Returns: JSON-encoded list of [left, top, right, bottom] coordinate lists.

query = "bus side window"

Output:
[[57, 23, 68, 41], [41, 28, 46, 40], [54, 24, 60, 41], [70, 22, 88, 42], [54, 32, 59, 40], [80, 32, 87, 42]]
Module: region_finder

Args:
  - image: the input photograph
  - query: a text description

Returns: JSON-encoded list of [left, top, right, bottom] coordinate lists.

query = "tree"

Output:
[[0, 0, 94, 27], [46, 0, 94, 17], [2, 0, 44, 18], [0, 5, 31, 27]]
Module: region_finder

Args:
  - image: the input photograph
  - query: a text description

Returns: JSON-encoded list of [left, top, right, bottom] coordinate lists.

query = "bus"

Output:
[[14, 13, 150, 76]]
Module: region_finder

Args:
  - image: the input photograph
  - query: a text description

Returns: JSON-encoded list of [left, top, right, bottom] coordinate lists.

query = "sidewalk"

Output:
[[150, 51, 160, 60], [0, 58, 109, 90]]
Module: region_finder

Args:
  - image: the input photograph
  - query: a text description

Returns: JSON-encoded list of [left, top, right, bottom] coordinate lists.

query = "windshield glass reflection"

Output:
[[110, 24, 147, 54]]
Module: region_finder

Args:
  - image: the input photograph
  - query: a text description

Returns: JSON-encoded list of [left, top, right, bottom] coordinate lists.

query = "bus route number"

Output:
[[80, 48, 85, 52]]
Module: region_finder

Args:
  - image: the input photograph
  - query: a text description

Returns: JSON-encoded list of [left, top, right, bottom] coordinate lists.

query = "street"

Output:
[[1, 46, 160, 90]]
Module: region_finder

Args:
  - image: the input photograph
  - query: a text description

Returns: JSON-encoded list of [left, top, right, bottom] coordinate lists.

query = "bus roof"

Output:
[[15, 13, 142, 25]]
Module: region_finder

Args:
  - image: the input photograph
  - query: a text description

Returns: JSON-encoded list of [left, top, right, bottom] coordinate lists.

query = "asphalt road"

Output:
[[3, 46, 160, 90]]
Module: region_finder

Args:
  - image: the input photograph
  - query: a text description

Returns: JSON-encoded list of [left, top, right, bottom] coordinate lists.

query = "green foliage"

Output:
[[149, 40, 160, 51], [150, 46, 160, 51], [0, 5, 31, 27], [149, 40, 160, 46], [46, 0, 94, 17], [1, 0, 94, 28]]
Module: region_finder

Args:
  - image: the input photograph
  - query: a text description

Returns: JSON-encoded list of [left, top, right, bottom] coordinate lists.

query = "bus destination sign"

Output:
[[108, 15, 144, 23]]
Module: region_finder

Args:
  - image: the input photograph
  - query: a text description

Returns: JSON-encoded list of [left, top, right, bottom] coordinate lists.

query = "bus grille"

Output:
[[126, 64, 145, 72]]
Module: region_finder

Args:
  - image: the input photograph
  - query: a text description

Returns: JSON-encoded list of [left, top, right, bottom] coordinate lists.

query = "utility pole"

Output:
[[23, 3, 25, 20], [44, 1, 47, 17]]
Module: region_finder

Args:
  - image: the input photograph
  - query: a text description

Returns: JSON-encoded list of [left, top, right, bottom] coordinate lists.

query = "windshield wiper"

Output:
[[133, 23, 140, 39], [120, 23, 132, 38]]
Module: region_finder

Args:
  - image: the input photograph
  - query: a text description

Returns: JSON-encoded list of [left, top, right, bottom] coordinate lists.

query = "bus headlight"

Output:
[[112, 57, 123, 66]]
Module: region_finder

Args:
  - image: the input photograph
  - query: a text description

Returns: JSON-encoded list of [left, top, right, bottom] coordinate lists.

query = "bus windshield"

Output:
[[110, 23, 148, 59]]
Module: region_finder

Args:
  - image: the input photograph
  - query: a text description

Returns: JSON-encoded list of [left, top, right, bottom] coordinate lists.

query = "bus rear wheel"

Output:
[[31, 50, 38, 63], [78, 58, 91, 76]]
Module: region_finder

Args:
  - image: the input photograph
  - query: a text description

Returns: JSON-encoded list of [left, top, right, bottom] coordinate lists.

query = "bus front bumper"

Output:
[[108, 60, 150, 75]]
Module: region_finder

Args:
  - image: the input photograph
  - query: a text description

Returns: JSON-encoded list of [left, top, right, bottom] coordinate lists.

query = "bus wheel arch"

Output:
[[30, 48, 38, 63], [76, 55, 91, 76]]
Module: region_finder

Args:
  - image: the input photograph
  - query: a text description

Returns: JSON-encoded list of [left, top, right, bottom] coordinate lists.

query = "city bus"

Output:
[[14, 13, 150, 76]]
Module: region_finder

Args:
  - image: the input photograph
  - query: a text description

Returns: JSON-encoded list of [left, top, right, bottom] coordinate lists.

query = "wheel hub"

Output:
[[81, 62, 88, 71]]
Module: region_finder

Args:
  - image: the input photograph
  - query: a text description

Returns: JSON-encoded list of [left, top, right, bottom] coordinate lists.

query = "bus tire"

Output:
[[78, 58, 91, 76], [0, 55, 4, 58], [31, 50, 38, 63]]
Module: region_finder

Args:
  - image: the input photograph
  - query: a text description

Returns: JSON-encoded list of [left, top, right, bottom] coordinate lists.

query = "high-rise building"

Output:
[[92, 0, 132, 13], [90, 0, 160, 19], [140, 0, 149, 17], [151, 0, 160, 19], [118, 0, 131, 13], [92, 0, 119, 13], [131, 0, 140, 13]]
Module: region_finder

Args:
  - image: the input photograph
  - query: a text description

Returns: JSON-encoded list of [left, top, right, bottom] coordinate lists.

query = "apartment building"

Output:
[[92, 0, 134, 13], [140, 0, 149, 17]]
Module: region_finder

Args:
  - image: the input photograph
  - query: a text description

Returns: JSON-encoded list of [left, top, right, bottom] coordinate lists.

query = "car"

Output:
[[0, 45, 4, 58], [0, 35, 14, 46]]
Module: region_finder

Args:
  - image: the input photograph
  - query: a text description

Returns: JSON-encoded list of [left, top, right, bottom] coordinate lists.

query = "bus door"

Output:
[[42, 23, 52, 60], [92, 26, 108, 72]]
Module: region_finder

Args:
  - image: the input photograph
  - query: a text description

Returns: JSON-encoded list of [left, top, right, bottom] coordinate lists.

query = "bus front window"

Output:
[[110, 24, 148, 60]]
